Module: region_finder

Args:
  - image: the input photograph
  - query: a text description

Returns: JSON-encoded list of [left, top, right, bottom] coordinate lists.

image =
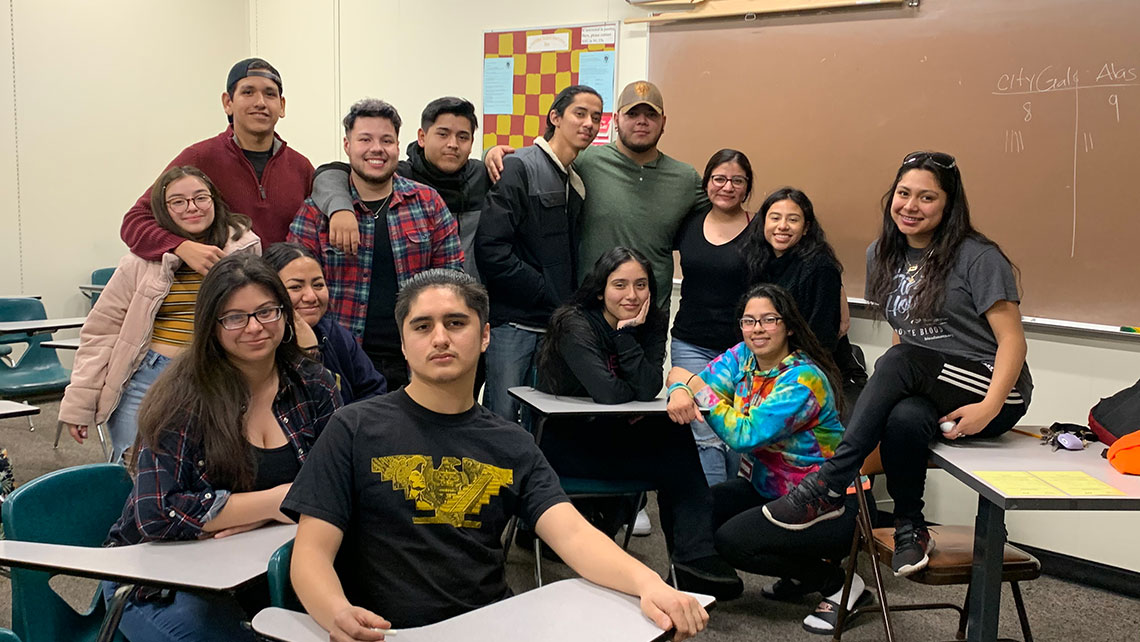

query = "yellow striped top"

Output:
[[150, 265, 201, 346]]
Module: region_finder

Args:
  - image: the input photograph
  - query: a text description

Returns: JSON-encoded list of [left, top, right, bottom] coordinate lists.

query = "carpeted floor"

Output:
[[2, 397, 1137, 641]]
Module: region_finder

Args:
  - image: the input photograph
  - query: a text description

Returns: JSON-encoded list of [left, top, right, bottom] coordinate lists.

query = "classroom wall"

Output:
[[2, 0, 1138, 572]]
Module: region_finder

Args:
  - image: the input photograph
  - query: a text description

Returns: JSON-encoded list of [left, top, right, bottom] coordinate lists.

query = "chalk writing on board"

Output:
[[993, 61, 1139, 258]]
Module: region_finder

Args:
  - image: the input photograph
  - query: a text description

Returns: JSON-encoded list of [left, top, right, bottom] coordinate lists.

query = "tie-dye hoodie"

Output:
[[694, 345, 844, 499]]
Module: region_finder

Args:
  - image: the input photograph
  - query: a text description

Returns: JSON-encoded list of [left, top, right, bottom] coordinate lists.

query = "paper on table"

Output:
[[483, 57, 515, 115], [1029, 470, 1125, 496], [975, 471, 1066, 496]]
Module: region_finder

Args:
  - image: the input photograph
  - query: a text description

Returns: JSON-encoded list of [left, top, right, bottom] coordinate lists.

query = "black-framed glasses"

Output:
[[710, 175, 749, 188], [902, 151, 957, 170], [739, 315, 782, 330], [165, 194, 213, 214], [217, 306, 284, 330]]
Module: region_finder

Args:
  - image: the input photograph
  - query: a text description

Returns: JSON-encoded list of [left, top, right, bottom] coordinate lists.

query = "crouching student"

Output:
[[102, 253, 341, 642], [283, 269, 708, 640], [665, 284, 869, 634]]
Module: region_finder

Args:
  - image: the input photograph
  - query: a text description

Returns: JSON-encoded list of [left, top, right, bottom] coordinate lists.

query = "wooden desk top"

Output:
[[253, 578, 715, 642]]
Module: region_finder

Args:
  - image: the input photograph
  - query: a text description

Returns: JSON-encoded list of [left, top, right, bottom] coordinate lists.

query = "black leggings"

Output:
[[820, 344, 1029, 523], [713, 478, 862, 592], [540, 415, 717, 563]]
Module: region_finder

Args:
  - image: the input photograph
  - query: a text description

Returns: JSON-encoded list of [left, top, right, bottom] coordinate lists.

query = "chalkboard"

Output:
[[649, 0, 1140, 326]]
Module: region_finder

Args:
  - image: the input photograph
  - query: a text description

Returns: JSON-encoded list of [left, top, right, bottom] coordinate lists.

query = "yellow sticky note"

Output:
[[975, 471, 1066, 496], [1029, 471, 1125, 496]]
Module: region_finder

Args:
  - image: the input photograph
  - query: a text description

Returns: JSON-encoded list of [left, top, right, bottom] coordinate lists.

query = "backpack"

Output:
[[1088, 379, 1140, 445]]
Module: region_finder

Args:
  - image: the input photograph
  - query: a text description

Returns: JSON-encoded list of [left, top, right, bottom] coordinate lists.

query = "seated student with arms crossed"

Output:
[[534, 247, 743, 600], [284, 269, 708, 641], [102, 253, 341, 642], [665, 284, 868, 634], [264, 242, 387, 404], [763, 151, 1032, 578]]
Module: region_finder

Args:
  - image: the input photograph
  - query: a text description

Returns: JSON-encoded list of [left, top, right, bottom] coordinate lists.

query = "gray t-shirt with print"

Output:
[[867, 236, 1032, 396]]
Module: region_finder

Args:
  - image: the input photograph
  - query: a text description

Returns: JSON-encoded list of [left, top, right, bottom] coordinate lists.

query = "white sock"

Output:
[[801, 573, 866, 631]]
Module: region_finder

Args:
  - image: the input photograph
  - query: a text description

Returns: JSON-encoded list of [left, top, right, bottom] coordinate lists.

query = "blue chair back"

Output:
[[0, 629, 22, 642], [267, 539, 302, 610], [2, 463, 133, 642], [89, 268, 115, 308], [0, 298, 71, 397]]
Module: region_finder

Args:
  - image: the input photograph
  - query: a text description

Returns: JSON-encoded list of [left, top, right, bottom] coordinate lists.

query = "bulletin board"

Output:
[[482, 23, 618, 151]]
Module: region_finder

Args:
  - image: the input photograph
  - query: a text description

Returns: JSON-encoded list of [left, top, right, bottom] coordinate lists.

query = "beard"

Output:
[[616, 123, 663, 154]]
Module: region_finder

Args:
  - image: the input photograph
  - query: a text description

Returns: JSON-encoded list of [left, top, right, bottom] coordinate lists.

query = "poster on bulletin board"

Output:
[[482, 23, 618, 151]]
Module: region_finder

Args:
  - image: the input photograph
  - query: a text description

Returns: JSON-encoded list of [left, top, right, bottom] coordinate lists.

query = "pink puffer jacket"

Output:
[[58, 228, 260, 427]]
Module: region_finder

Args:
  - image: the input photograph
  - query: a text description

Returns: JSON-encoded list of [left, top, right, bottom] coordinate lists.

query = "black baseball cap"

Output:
[[226, 58, 283, 96]]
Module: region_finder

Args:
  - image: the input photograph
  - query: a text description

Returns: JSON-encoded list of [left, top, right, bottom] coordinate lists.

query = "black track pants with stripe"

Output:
[[820, 343, 1028, 523]]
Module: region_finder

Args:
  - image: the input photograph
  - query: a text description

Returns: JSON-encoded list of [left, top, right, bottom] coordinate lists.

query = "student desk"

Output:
[[0, 523, 297, 642], [508, 386, 668, 441], [0, 400, 39, 419], [929, 432, 1140, 642], [41, 337, 81, 350], [251, 577, 716, 642], [0, 316, 87, 337], [78, 284, 106, 297]]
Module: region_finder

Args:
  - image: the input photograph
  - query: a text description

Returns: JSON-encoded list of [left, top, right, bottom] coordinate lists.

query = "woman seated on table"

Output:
[[666, 283, 868, 634], [102, 253, 341, 642], [742, 187, 867, 421], [59, 166, 259, 462], [534, 246, 743, 600], [264, 242, 386, 404], [763, 151, 1032, 579]]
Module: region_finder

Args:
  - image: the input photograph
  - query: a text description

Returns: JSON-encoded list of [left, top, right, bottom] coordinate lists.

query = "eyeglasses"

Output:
[[217, 306, 284, 330], [710, 175, 748, 188], [901, 151, 957, 170], [165, 194, 214, 214], [739, 315, 782, 330]]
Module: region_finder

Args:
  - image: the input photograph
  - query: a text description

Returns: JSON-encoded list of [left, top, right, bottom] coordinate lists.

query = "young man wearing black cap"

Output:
[[119, 58, 313, 274], [308, 96, 491, 280]]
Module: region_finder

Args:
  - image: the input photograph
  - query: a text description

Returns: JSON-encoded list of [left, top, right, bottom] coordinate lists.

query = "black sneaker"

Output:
[[891, 521, 934, 577], [762, 471, 846, 531], [672, 555, 744, 601]]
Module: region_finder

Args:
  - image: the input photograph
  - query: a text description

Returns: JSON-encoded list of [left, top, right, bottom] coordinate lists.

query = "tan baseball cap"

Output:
[[616, 80, 664, 115]]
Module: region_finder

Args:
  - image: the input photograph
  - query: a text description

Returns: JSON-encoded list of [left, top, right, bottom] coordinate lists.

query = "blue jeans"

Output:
[[670, 338, 739, 486], [105, 350, 171, 463], [483, 324, 543, 422], [101, 581, 257, 642]]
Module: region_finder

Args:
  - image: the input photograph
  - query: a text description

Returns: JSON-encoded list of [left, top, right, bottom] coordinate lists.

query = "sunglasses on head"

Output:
[[902, 151, 957, 170]]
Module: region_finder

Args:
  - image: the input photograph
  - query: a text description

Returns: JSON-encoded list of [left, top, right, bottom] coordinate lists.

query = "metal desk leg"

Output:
[[966, 495, 1006, 642], [97, 583, 133, 642]]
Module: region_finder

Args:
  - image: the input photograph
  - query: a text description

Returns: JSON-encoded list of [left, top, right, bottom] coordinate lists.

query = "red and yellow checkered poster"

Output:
[[482, 23, 618, 151]]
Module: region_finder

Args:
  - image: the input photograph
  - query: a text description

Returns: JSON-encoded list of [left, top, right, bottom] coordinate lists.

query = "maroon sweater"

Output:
[[121, 127, 314, 259]]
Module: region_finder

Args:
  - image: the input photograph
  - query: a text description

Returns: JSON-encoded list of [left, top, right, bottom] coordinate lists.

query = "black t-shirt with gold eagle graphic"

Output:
[[282, 388, 568, 627]]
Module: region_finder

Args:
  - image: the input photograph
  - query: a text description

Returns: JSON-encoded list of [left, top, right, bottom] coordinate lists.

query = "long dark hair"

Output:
[[543, 85, 602, 140], [135, 253, 305, 491], [743, 187, 842, 283], [537, 247, 667, 390], [263, 241, 319, 272], [865, 151, 1018, 320], [149, 166, 251, 248], [740, 283, 845, 414], [701, 148, 754, 204]]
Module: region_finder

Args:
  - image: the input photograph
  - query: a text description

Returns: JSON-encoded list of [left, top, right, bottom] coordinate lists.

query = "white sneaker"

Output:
[[632, 508, 652, 536]]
